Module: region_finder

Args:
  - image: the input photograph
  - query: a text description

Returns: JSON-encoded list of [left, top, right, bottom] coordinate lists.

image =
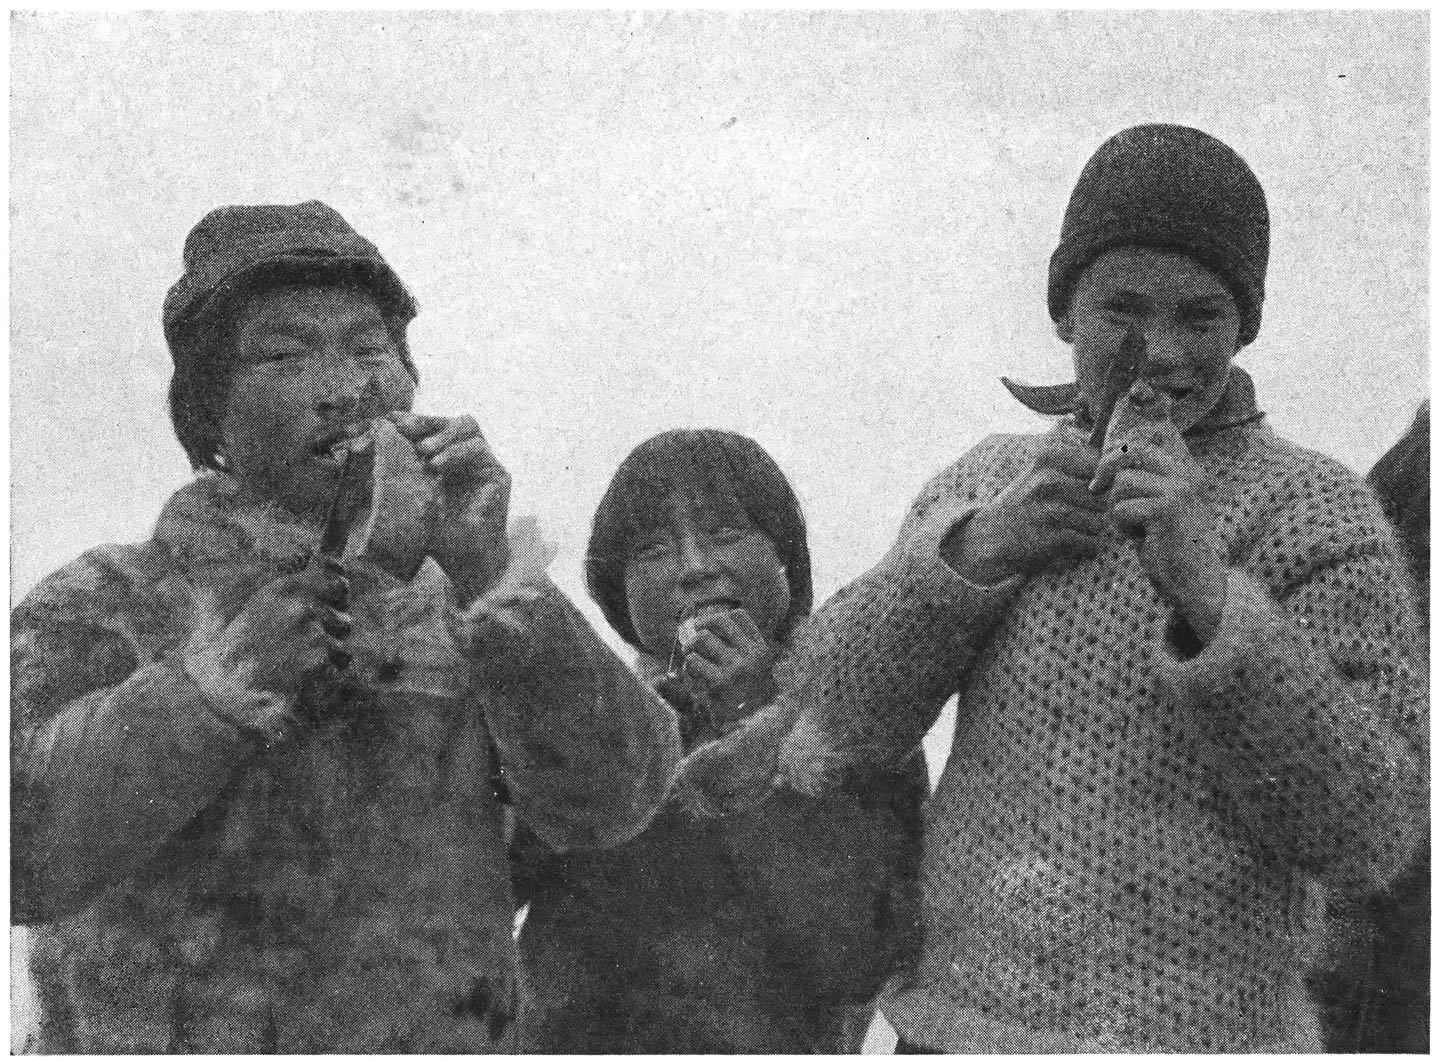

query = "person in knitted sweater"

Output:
[[676, 125, 1426, 1052], [10, 201, 681, 1053], [512, 430, 927, 1053]]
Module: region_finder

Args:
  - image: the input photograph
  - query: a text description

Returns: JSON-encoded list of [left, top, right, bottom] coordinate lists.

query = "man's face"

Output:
[[219, 283, 416, 517], [1059, 246, 1243, 433]]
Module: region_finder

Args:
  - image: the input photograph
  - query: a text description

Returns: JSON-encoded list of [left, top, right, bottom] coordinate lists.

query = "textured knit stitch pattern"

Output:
[[776, 390, 1425, 1052], [11, 474, 680, 1054]]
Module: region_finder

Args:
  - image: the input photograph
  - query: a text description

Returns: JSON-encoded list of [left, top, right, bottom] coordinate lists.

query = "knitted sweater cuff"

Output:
[[1153, 570, 1424, 890], [900, 504, 1028, 605], [779, 509, 1022, 796]]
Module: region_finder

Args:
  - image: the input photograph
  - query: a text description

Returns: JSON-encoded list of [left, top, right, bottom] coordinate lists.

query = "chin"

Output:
[[267, 464, 339, 515], [1180, 391, 1228, 432]]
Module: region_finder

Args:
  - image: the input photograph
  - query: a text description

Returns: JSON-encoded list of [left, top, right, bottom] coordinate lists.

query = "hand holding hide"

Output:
[[679, 608, 778, 728], [185, 560, 352, 741], [388, 411, 512, 603]]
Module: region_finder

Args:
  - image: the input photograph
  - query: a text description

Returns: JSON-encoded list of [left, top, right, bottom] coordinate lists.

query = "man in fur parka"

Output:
[[10, 200, 682, 1053]]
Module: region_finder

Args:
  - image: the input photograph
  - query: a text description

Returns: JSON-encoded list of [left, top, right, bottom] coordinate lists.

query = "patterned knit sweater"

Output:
[[11, 474, 681, 1053], [511, 650, 928, 1054], [775, 375, 1426, 1052]]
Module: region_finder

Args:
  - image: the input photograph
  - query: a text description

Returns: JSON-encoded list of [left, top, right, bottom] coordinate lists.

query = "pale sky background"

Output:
[[6, 9, 1430, 1050]]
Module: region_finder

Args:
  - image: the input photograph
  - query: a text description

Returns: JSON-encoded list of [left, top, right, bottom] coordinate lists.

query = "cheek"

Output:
[[759, 568, 793, 636], [1185, 335, 1237, 397], [623, 568, 676, 655], [1071, 337, 1112, 399], [740, 543, 792, 638], [373, 364, 417, 415], [220, 377, 290, 451], [1198, 334, 1238, 377]]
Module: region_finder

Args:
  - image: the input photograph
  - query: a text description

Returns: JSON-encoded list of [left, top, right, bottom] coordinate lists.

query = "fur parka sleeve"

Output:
[[466, 577, 681, 852], [11, 545, 256, 924]]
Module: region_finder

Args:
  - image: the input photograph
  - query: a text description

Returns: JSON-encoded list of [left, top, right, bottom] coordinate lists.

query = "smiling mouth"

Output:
[[683, 597, 741, 620], [1142, 380, 1195, 403]]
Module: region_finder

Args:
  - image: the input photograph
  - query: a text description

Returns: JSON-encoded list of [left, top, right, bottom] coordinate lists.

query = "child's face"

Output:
[[1059, 246, 1242, 433], [623, 493, 791, 658]]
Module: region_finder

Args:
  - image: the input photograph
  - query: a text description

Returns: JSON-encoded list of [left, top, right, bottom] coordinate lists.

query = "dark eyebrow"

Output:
[[247, 311, 389, 345], [342, 312, 391, 342], [248, 322, 318, 344]]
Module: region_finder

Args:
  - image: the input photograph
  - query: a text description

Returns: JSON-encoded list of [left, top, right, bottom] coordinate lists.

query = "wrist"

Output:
[[182, 650, 293, 745], [1175, 564, 1229, 644]]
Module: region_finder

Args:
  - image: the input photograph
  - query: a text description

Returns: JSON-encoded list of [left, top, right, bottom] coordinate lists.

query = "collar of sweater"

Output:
[[1185, 364, 1265, 439]]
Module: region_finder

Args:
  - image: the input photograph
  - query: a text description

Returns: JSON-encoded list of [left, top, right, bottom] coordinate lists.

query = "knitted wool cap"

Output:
[[162, 200, 419, 353], [1047, 124, 1269, 347]]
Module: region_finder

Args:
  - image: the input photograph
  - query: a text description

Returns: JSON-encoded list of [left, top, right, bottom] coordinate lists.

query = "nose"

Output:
[[1141, 323, 1189, 372], [312, 387, 359, 420], [311, 364, 384, 421], [676, 531, 721, 585]]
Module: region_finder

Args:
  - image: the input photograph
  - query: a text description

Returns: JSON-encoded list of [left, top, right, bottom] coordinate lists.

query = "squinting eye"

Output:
[[263, 348, 309, 365], [712, 526, 746, 545], [632, 540, 671, 563]]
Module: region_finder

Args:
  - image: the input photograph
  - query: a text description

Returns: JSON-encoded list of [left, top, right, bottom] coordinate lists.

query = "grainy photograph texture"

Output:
[[8, 9, 1429, 1055]]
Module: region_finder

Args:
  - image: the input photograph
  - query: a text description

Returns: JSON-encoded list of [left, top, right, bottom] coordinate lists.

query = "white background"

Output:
[[8, 9, 1429, 1051]]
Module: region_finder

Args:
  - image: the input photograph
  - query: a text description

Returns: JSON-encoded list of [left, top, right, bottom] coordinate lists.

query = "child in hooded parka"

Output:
[[677, 126, 1427, 1052], [512, 429, 927, 1053], [10, 200, 681, 1053]]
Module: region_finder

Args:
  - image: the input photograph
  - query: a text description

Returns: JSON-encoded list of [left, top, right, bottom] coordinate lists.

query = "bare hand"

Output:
[[187, 560, 351, 739], [941, 426, 1109, 584], [388, 412, 511, 602], [1090, 413, 1228, 641], [681, 608, 777, 728]]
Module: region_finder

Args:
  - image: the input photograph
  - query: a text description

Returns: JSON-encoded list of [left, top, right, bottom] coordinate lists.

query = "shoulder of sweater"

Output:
[[1210, 426, 1386, 519], [1206, 427, 1407, 592], [913, 432, 1045, 510]]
